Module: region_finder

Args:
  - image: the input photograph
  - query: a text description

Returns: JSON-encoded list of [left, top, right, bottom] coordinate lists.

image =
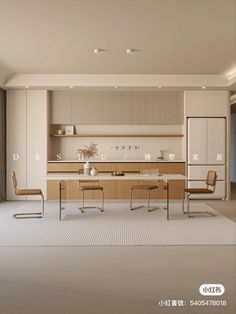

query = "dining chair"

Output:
[[182, 170, 217, 217], [11, 171, 44, 219], [130, 168, 160, 212]]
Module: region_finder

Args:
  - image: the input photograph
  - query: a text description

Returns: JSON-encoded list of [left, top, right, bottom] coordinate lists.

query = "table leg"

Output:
[[59, 181, 62, 221], [167, 182, 169, 220]]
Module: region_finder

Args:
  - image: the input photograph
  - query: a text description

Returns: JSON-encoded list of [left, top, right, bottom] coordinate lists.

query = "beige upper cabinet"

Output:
[[71, 91, 95, 125], [51, 91, 184, 125], [50, 91, 71, 124], [185, 91, 229, 117]]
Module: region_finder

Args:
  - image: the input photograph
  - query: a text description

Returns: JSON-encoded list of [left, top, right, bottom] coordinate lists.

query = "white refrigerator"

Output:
[[187, 118, 226, 199]]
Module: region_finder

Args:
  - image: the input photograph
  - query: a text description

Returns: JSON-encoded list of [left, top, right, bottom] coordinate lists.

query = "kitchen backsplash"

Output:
[[49, 137, 184, 161]]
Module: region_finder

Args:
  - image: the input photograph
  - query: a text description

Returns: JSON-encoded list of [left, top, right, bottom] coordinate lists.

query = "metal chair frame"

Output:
[[182, 171, 217, 217], [78, 179, 104, 213], [130, 168, 160, 212], [11, 171, 44, 219]]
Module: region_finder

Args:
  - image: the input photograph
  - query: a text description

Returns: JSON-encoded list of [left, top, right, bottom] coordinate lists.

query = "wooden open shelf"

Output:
[[50, 134, 184, 138]]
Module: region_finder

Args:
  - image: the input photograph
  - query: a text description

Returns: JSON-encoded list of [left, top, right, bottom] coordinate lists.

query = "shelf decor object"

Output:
[[76, 142, 98, 160], [65, 125, 74, 135]]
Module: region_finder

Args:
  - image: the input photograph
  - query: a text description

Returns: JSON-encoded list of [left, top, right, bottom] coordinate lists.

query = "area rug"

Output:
[[0, 201, 235, 246]]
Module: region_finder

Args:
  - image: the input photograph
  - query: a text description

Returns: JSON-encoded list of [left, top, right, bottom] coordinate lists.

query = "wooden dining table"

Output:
[[42, 173, 187, 220]]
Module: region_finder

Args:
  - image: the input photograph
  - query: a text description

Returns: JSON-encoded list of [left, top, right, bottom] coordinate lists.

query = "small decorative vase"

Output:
[[84, 161, 91, 176], [90, 167, 98, 176]]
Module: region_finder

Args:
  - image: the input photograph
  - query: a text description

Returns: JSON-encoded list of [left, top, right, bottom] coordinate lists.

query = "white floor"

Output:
[[0, 200, 236, 314]]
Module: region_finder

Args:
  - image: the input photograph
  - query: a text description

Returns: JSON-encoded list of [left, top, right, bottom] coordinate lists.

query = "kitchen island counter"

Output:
[[48, 160, 185, 163]]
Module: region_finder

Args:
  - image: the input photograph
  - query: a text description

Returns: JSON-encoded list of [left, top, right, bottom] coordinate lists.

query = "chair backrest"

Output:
[[141, 168, 160, 186], [206, 171, 217, 191], [11, 171, 18, 194]]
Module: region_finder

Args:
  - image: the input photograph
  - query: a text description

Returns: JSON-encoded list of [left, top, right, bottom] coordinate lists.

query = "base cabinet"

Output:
[[47, 162, 185, 200]]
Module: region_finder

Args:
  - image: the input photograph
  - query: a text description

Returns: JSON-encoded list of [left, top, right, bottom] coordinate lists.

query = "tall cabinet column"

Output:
[[7, 90, 48, 200], [7, 90, 27, 200], [27, 90, 48, 199]]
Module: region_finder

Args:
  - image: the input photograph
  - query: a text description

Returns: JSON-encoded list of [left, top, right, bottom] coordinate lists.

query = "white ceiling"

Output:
[[0, 0, 236, 83]]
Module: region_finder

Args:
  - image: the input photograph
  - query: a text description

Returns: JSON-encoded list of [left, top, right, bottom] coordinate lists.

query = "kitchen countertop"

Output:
[[48, 160, 185, 163]]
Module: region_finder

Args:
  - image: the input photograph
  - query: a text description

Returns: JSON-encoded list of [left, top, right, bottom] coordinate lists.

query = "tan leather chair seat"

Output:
[[16, 189, 42, 195], [184, 188, 213, 194]]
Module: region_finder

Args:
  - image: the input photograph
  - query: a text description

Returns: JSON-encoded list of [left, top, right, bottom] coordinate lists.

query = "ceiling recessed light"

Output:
[[114, 86, 118, 89], [202, 86, 206, 89], [94, 48, 102, 55], [126, 48, 134, 54], [69, 86, 74, 89], [158, 86, 162, 89]]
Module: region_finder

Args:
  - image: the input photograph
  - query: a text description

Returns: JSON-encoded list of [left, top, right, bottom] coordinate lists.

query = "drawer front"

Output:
[[47, 163, 71, 172]]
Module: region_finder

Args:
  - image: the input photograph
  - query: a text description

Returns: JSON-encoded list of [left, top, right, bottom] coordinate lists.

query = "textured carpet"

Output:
[[0, 201, 235, 246]]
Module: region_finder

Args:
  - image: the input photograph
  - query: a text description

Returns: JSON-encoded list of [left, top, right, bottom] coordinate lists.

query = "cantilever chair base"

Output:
[[13, 212, 43, 219], [130, 204, 160, 212], [79, 206, 104, 213]]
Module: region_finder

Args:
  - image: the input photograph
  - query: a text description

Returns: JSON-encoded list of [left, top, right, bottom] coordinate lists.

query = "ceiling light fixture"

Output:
[[158, 86, 162, 89], [114, 86, 118, 89], [69, 86, 74, 89], [228, 72, 236, 80], [126, 48, 134, 54], [202, 86, 206, 89], [25, 86, 29, 89], [94, 48, 102, 55]]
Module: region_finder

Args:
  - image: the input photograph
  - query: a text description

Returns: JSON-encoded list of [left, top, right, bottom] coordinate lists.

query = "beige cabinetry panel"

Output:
[[50, 91, 71, 124], [7, 90, 48, 200], [46, 162, 185, 200], [185, 91, 229, 117], [7, 90, 27, 200], [71, 92, 95, 125], [27, 90, 48, 199], [50, 91, 184, 125]]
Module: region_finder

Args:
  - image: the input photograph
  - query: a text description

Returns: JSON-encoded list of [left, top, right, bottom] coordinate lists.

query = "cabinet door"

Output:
[[6, 90, 27, 200], [27, 90, 48, 199], [92, 163, 116, 199], [188, 118, 207, 164], [47, 163, 71, 200], [70, 163, 92, 200], [162, 163, 185, 199], [116, 163, 140, 199], [71, 91, 95, 124], [205, 91, 228, 117], [185, 91, 206, 116], [50, 91, 71, 124], [207, 118, 225, 164]]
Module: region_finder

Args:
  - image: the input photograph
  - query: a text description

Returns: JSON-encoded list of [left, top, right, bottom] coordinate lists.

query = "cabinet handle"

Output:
[[35, 153, 41, 161]]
